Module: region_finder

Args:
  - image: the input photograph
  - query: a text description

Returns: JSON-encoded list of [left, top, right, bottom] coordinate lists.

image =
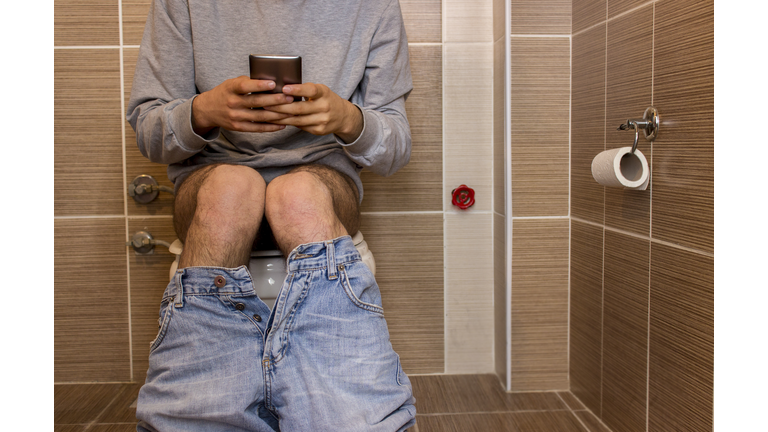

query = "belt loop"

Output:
[[174, 270, 184, 308], [326, 241, 337, 280]]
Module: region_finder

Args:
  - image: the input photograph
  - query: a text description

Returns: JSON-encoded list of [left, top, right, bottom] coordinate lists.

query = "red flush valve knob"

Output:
[[451, 185, 475, 210]]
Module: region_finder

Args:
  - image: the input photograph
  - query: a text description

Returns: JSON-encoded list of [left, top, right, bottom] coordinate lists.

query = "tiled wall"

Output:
[[54, 0, 499, 383], [570, 1, 714, 431], [493, 0, 573, 392]]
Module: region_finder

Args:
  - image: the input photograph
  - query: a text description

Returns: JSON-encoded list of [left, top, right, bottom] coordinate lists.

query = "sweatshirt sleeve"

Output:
[[126, 0, 219, 165], [339, 0, 414, 177]]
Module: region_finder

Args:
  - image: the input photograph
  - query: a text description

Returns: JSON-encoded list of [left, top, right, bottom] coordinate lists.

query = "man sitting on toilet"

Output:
[[126, 1, 416, 431]]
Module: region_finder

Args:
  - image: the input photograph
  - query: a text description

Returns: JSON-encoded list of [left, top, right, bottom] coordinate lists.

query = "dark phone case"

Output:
[[248, 55, 302, 94]]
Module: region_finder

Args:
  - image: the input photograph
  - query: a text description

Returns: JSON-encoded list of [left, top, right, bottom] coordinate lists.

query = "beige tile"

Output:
[[493, 213, 508, 386], [648, 243, 713, 431], [360, 214, 444, 374], [360, 45, 442, 212], [604, 5, 653, 237], [123, 48, 176, 217], [54, 218, 131, 382], [493, 37, 506, 216], [571, 25, 606, 224], [510, 0, 571, 35], [445, 213, 494, 373], [651, 0, 714, 253], [55, 50, 124, 217], [509, 219, 569, 391], [444, 43, 493, 213], [122, 0, 151, 46], [128, 217, 177, 380], [400, 0, 442, 43], [573, 0, 606, 35], [569, 220, 603, 415], [54, 0, 119, 46], [509, 38, 570, 217], [445, 0, 493, 42], [602, 230, 649, 432]]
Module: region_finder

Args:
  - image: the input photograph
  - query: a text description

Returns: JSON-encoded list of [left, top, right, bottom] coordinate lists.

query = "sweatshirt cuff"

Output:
[[172, 95, 221, 152], [335, 104, 381, 157]]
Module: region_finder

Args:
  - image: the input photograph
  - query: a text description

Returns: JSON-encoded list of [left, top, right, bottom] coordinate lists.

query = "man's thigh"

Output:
[[281, 164, 361, 236]]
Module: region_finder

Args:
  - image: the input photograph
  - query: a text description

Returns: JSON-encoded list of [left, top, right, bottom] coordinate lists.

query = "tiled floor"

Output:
[[54, 374, 612, 431]]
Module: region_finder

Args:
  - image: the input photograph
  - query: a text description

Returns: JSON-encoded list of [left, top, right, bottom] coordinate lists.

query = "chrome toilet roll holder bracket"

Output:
[[617, 106, 660, 154]]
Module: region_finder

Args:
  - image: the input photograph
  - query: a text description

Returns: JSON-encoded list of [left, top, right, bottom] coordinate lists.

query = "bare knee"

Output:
[[175, 164, 266, 242]]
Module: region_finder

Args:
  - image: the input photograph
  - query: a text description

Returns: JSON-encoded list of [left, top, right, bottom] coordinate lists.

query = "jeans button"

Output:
[[253, 314, 262, 322], [235, 303, 245, 311], [214, 275, 226, 288]]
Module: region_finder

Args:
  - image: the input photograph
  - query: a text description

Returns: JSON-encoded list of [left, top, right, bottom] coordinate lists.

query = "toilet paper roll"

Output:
[[591, 146, 650, 190]]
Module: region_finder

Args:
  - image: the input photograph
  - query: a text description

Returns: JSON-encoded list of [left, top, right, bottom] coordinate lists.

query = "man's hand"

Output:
[[263, 83, 364, 143], [191, 76, 296, 135]]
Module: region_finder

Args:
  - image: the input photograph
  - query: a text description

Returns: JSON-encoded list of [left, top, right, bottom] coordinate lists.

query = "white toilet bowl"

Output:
[[169, 231, 375, 309]]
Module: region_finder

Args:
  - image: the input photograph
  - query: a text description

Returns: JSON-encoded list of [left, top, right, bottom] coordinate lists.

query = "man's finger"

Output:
[[282, 83, 322, 99], [232, 76, 277, 94]]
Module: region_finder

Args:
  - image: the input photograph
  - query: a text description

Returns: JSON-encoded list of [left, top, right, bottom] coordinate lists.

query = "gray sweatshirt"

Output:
[[126, 0, 413, 200]]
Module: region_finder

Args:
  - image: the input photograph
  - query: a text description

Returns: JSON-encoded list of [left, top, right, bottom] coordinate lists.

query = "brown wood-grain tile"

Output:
[[558, 391, 586, 411], [122, 0, 152, 46], [510, 219, 569, 391], [360, 45, 442, 212], [54, 384, 125, 424], [493, 213, 507, 385], [55, 426, 87, 432], [123, 48, 176, 217], [604, 5, 653, 237], [574, 409, 614, 432], [608, 0, 648, 18], [55, 49, 124, 216], [569, 220, 603, 416], [55, 218, 131, 382], [399, 0, 442, 43], [94, 384, 142, 424], [411, 374, 509, 414], [509, 38, 570, 217], [510, 0, 571, 35], [128, 217, 177, 380], [54, 0, 119, 46], [650, 0, 714, 253], [573, 0, 606, 35], [418, 411, 588, 432], [360, 214, 444, 374], [571, 25, 606, 224], [504, 391, 568, 411], [602, 230, 649, 432], [648, 243, 713, 431], [88, 425, 139, 432]]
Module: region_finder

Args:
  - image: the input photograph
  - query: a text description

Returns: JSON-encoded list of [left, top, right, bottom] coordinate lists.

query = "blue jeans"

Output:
[[136, 236, 416, 431]]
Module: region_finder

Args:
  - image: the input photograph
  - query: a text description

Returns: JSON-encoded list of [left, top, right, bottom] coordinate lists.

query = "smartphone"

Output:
[[249, 54, 302, 95]]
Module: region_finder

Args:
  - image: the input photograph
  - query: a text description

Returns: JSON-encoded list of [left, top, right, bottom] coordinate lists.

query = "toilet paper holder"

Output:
[[617, 106, 660, 154]]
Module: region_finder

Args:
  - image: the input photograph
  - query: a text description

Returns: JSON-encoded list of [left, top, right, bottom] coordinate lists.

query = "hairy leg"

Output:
[[174, 164, 267, 268], [265, 164, 360, 256]]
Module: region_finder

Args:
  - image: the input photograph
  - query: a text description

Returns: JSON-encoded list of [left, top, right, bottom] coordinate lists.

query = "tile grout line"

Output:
[[572, 0, 657, 38], [571, 216, 714, 258], [599, 3, 607, 418], [567, 31, 573, 389], [504, 0, 513, 392], [441, 0, 447, 374], [557, 392, 592, 432], [118, 0, 135, 384]]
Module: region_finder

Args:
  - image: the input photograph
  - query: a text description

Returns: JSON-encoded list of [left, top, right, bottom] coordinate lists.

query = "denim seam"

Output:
[[149, 301, 174, 353], [275, 276, 312, 364], [224, 297, 266, 338], [339, 265, 385, 315]]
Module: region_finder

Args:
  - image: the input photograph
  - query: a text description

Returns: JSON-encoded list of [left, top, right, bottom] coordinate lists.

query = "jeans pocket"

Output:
[[339, 263, 384, 315], [149, 298, 174, 353]]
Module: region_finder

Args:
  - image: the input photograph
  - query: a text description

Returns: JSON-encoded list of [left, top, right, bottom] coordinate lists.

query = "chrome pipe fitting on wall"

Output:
[[128, 174, 175, 204], [126, 230, 174, 255], [616, 106, 660, 153]]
